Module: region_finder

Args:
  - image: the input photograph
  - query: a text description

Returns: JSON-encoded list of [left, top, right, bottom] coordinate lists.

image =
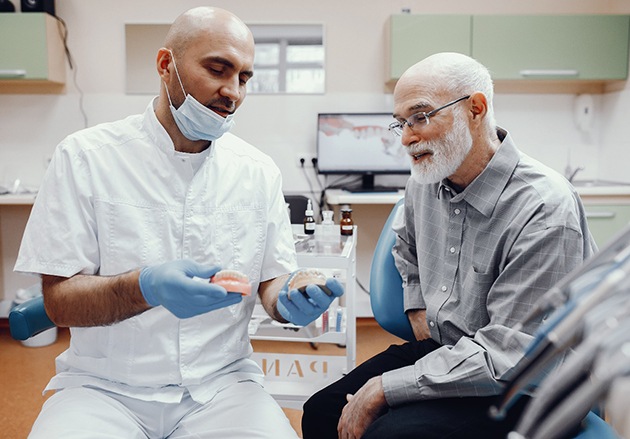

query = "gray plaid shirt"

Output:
[[383, 128, 596, 405]]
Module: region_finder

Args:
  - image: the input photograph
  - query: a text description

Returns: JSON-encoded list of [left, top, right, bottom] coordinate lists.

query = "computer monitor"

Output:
[[316, 113, 411, 191]]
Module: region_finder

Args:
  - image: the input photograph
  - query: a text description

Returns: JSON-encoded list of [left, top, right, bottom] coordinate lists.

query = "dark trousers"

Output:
[[301, 339, 532, 439]]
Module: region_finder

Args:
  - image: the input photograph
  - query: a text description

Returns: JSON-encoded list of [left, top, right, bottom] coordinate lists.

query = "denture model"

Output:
[[211, 269, 252, 296], [288, 269, 332, 298]]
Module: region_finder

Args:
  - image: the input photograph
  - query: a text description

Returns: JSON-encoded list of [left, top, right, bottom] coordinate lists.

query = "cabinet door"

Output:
[[584, 204, 630, 248], [0, 13, 65, 83], [472, 15, 630, 80], [389, 14, 471, 81]]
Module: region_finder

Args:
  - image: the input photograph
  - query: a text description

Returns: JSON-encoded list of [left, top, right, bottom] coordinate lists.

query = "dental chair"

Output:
[[369, 198, 619, 439], [284, 194, 309, 225], [9, 294, 54, 341]]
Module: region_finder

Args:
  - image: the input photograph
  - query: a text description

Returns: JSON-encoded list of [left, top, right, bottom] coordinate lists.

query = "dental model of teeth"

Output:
[[211, 269, 252, 296], [288, 269, 332, 298]]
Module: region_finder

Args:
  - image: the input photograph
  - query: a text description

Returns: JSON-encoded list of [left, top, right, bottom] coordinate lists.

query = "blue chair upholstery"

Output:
[[368, 199, 620, 439], [575, 412, 619, 439], [9, 295, 55, 341], [369, 198, 415, 342]]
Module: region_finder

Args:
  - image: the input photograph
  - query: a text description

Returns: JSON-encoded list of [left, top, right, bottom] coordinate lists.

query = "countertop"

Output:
[[325, 184, 630, 205], [574, 186, 630, 196], [571, 180, 630, 198], [0, 193, 37, 205], [2, 183, 630, 206]]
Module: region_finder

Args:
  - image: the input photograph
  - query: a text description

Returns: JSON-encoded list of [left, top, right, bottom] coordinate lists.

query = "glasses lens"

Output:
[[409, 112, 428, 127], [389, 122, 403, 136]]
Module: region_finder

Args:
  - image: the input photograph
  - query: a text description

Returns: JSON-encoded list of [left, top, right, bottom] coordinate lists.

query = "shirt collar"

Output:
[[144, 97, 214, 159], [143, 97, 175, 156], [442, 128, 519, 217]]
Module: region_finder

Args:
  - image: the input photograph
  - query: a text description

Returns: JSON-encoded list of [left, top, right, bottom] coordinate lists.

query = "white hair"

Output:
[[407, 52, 497, 131]]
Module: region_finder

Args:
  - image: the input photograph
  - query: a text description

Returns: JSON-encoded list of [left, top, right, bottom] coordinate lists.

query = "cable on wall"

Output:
[[54, 15, 88, 129]]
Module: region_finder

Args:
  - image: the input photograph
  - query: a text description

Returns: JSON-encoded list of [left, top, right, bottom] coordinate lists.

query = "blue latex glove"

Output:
[[138, 260, 242, 319], [277, 275, 344, 326]]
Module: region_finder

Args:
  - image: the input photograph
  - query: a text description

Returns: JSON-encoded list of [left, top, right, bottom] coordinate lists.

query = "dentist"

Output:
[[15, 6, 342, 438]]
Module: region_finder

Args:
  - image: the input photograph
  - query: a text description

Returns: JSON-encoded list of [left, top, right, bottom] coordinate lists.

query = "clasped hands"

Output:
[[139, 259, 242, 319]]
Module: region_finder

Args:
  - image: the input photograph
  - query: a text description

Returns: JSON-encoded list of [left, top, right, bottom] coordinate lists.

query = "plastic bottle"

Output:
[[321, 210, 337, 243], [303, 199, 315, 235], [340, 205, 354, 236]]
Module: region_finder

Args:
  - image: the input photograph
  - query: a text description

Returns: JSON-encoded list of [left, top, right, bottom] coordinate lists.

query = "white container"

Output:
[[21, 327, 57, 348], [13, 282, 58, 348]]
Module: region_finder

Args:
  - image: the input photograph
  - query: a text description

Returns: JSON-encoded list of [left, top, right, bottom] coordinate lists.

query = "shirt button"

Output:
[[454, 208, 461, 215], [429, 321, 435, 327], [449, 246, 456, 253], [441, 285, 447, 292]]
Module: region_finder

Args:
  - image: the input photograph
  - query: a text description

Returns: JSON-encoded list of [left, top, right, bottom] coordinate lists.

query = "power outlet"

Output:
[[296, 153, 317, 168]]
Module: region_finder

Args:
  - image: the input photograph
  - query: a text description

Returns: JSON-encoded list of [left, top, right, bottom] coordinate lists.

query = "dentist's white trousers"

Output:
[[29, 381, 299, 439]]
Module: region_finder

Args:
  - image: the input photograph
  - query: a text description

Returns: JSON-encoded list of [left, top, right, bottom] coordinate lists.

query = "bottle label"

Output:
[[305, 223, 316, 231], [341, 225, 353, 230]]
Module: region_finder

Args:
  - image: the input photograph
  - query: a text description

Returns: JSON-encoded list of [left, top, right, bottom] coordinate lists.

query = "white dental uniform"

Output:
[[15, 99, 299, 438]]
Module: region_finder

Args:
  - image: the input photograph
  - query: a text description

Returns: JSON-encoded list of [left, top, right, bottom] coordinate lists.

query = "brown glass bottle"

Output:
[[340, 206, 353, 236]]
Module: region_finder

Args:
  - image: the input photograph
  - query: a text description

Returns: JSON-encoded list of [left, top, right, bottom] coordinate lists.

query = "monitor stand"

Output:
[[347, 174, 401, 193]]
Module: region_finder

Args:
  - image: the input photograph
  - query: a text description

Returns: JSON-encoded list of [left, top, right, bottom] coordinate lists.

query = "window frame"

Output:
[[248, 24, 325, 95]]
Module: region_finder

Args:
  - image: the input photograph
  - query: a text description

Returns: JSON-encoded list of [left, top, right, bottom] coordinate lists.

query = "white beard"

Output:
[[409, 111, 473, 185]]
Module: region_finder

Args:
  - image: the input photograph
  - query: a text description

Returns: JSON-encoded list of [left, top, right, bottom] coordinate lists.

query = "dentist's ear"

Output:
[[156, 48, 173, 79]]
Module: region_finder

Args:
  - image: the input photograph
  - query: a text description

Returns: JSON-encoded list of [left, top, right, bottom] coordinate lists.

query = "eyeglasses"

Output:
[[389, 95, 471, 136]]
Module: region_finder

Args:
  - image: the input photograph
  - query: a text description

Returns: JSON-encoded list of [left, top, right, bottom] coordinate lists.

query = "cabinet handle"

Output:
[[0, 69, 27, 78], [585, 211, 615, 219], [519, 69, 579, 78]]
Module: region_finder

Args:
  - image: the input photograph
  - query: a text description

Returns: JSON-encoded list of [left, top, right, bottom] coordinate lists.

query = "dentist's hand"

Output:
[[277, 276, 344, 326], [139, 260, 242, 319]]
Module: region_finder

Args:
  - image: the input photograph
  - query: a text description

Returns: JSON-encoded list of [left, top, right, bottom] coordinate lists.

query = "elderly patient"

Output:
[[15, 6, 342, 439], [301, 52, 596, 439]]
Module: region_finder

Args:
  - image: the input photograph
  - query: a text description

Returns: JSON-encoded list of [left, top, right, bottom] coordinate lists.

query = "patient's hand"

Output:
[[407, 309, 431, 341], [338, 376, 387, 439]]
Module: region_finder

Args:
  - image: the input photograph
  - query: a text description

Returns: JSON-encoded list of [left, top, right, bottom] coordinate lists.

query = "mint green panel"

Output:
[[390, 15, 472, 80], [584, 204, 630, 248], [0, 14, 49, 80], [472, 15, 630, 80]]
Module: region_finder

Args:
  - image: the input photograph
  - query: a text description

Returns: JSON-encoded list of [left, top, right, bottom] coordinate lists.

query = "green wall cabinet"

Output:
[[0, 13, 65, 84], [583, 204, 630, 249], [388, 14, 471, 83], [473, 15, 630, 81], [388, 14, 630, 85]]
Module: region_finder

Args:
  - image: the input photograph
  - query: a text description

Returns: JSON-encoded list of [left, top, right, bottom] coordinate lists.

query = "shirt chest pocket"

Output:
[[98, 200, 179, 275], [200, 207, 266, 281], [458, 266, 496, 328], [97, 199, 267, 280]]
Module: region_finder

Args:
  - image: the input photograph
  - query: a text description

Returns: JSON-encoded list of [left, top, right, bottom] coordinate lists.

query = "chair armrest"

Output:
[[9, 295, 55, 341]]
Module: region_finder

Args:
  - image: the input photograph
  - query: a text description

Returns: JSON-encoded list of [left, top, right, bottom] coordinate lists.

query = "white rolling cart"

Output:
[[250, 224, 357, 409]]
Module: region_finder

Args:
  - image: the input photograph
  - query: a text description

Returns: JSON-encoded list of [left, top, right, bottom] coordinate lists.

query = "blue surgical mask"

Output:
[[164, 51, 235, 141]]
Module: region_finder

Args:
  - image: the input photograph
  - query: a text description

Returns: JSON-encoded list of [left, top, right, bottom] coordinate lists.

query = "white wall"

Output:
[[2, 0, 630, 305], [2, 0, 630, 192]]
